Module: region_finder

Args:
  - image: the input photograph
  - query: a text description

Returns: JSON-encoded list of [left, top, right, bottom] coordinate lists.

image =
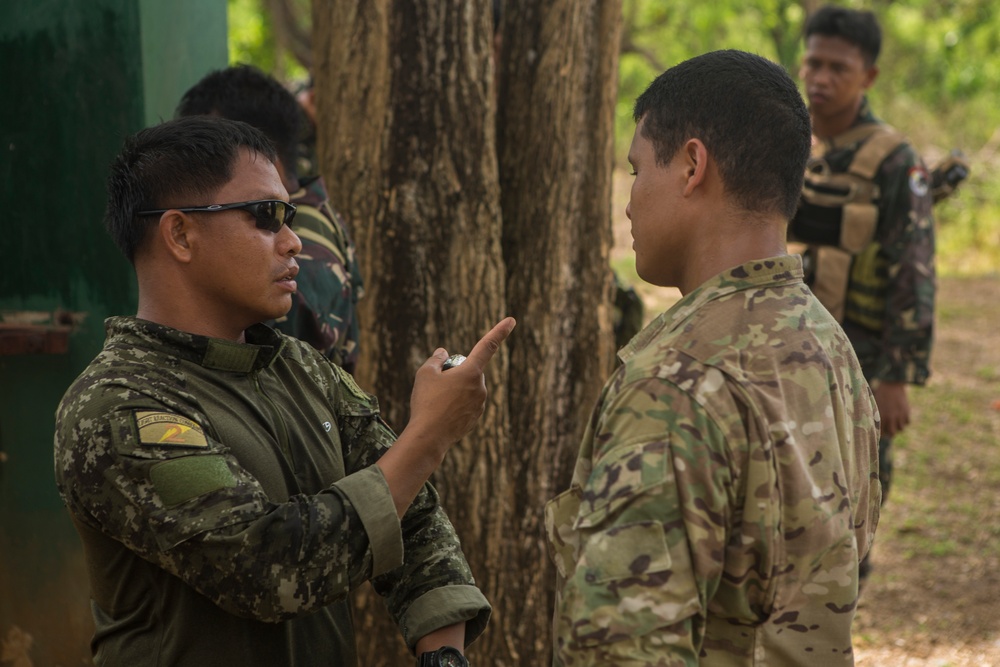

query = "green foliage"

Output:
[[616, 0, 806, 159], [227, 0, 307, 83], [228, 0, 277, 71]]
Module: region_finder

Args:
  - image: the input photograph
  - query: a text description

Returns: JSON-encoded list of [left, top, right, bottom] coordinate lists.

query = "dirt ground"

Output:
[[851, 274, 1000, 667], [611, 176, 1000, 666]]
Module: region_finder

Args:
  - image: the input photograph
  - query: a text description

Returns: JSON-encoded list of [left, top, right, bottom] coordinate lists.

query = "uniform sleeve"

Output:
[[552, 375, 733, 667], [872, 145, 936, 384], [338, 411, 491, 650]]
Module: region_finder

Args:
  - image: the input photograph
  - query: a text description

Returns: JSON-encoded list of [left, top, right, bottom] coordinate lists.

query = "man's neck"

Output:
[[678, 211, 788, 296]]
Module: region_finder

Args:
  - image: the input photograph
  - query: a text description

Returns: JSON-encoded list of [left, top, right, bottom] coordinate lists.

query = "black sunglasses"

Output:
[[137, 199, 297, 233]]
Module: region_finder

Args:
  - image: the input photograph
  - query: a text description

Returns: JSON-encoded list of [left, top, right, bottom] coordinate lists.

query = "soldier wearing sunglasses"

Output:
[[54, 115, 514, 667]]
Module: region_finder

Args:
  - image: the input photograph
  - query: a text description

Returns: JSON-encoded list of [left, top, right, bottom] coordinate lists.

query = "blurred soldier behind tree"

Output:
[[178, 65, 365, 374], [790, 5, 936, 581]]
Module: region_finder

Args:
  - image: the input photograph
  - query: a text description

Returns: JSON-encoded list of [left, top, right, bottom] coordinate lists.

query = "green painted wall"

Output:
[[140, 0, 229, 127], [0, 1, 226, 664]]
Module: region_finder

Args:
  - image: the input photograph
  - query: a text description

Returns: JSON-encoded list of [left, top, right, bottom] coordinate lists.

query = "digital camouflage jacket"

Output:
[[546, 256, 881, 666], [791, 99, 935, 385], [277, 176, 364, 374], [54, 317, 488, 666]]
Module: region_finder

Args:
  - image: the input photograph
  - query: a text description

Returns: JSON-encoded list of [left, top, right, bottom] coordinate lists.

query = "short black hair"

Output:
[[804, 5, 882, 66], [104, 116, 277, 263], [633, 49, 811, 220], [176, 64, 303, 182]]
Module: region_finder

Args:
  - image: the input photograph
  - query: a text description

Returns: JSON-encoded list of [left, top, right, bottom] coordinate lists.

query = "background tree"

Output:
[[493, 0, 621, 661], [311, 1, 619, 664]]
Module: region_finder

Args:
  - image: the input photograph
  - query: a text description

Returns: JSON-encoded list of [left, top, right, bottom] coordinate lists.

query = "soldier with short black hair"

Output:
[[546, 49, 880, 665], [54, 115, 514, 666]]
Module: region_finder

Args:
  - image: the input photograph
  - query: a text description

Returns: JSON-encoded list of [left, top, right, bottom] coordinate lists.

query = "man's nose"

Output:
[[280, 225, 302, 256], [812, 66, 832, 85]]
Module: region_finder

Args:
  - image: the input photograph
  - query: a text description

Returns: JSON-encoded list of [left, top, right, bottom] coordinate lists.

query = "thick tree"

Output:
[[312, 1, 620, 664], [493, 0, 621, 661]]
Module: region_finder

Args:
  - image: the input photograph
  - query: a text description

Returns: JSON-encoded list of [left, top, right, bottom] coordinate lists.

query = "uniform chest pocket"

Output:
[[555, 441, 703, 649], [573, 441, 674, 584]]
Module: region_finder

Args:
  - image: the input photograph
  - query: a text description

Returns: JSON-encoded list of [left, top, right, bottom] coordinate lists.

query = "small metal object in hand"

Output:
[[442, 354, 467, 370]]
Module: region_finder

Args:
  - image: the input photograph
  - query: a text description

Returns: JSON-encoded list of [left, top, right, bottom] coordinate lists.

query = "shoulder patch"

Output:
[[135, 411, 209, 448], [909, 166, 930, 197]]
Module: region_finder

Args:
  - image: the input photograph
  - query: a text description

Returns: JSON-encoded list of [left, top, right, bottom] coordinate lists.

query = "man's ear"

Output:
[[863, 64, 879, 90], [159, 211, 196, 263], [682, 138, 709, 197]]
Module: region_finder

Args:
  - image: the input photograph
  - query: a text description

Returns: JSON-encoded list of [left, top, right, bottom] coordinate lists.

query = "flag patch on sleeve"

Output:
[[135, 411, 209, 448]]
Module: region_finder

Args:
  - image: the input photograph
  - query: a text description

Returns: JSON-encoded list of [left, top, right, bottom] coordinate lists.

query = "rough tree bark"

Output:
[[494, 1, 621, 662], [312, 0, 620, 664], [313, 2, 509, 664]]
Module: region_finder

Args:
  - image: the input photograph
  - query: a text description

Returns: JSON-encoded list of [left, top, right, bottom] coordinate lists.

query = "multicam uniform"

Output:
[[54, 317, 488, 666], [790, 99, 935, 498], [546, 256, 880, 666], [277, 176, 364, 374]]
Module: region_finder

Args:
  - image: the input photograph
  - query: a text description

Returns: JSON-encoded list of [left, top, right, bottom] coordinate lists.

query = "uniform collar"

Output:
[[105, 316, 285, 373], [619, 255, 804, 363]]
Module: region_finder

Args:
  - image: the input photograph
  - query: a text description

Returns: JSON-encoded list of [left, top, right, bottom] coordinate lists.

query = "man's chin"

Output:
[[263, 299, 294, 324]]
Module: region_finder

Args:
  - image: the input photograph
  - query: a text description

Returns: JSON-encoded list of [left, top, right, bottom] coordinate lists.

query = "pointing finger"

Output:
[[464, 317, 516, 371]]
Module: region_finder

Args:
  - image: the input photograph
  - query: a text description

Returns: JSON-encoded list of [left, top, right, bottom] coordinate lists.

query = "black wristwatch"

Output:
[[417, 645, 468, 667]]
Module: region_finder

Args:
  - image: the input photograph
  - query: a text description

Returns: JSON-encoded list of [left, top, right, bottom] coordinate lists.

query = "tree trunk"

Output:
[[314, 1, 509, 664], [313, 0, 620, 664], [493, 1, 621, 662]]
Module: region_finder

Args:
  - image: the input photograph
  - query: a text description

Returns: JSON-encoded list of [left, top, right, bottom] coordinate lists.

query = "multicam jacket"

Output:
[[791, 99, 935, 385], [54, 317, 488, 666], [546, 256, 880, 666], [276, 176, 364, 374]]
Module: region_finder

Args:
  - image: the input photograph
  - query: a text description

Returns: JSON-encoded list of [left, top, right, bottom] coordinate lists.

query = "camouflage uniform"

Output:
[[546, 256, 880, 666], [275, 175, 364, 374], [53, 317, 488, 666], [790, 99, 936, 499]]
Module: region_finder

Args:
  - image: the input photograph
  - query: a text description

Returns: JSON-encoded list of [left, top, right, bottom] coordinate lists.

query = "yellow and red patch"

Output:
[[136, 411, 209, 448]]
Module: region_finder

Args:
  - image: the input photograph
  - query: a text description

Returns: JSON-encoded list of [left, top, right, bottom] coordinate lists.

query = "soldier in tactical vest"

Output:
[[790, 6, 936, 581]]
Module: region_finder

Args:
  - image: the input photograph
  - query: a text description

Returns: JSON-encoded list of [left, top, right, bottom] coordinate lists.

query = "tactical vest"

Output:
[[790, 123, 906, 322]]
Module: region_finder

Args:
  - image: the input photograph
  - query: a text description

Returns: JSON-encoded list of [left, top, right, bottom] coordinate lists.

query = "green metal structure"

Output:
[[0, 1, 226, 663]]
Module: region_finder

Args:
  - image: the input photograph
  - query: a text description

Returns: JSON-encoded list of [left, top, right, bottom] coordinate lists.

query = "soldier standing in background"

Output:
[[178, 65, 366, 374], [546, 50, 880, 665], [790, 5, 936, 581]]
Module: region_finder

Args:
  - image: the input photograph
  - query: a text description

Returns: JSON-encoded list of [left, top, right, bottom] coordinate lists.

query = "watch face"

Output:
[[437, 647, 467, 667]]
